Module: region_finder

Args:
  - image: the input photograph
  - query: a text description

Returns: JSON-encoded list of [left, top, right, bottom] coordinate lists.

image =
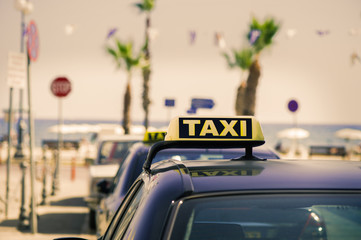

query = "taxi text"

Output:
[[179, 118, 252, 139]]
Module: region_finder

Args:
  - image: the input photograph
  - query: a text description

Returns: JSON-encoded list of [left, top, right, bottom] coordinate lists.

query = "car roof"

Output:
[[129, 142, 280, 159], [150, 159, 361, 194]]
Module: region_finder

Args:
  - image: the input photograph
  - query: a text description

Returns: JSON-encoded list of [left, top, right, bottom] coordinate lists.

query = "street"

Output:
[[0, 160, 96, 240]]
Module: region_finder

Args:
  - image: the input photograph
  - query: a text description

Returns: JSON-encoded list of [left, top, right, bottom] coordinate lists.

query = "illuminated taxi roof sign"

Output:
[[143, 130, 166, 143], [165, 116, 264, 142], [143, 116, 266, 172]]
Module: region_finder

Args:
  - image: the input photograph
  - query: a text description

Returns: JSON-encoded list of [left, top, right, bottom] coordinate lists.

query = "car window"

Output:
[[103, 180, 144, 240], [99, 141, 138, 164], [170, 193, 361, 240], [112, 141, 137, 159]]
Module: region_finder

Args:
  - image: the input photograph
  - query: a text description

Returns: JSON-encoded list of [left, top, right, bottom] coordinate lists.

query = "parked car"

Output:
[[85, 134, 142, 229], [60, 116, 361, 240], [95, 140, 279, 236]]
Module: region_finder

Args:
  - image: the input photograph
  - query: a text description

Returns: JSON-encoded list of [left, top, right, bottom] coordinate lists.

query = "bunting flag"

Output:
[[249, 29, 261, 45], [189, 30, 196, 45], [316, 30, 330, 36], [351, 52, 361, 65], [349, 28, 361, 36], [147, 27, 159, 40], [286, 29, 297, 39], [107, 28, 117, 39], [65, 24, 76, 36], [214, 32, 226, 49]]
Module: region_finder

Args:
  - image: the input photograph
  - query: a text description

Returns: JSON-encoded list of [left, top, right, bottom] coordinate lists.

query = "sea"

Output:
[[1, 118, 361, 151]]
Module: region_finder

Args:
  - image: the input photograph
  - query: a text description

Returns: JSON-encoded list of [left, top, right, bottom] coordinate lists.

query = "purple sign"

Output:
[[288, 100, 298, 112]]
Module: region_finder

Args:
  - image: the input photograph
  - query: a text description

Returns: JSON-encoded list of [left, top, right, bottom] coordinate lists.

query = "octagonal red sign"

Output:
[[51, 77, 71, 97]]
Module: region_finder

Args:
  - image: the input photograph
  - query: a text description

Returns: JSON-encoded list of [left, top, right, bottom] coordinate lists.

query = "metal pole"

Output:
[[293, 112, 299, 155], [5, 88, 14, 218], [40, 145, 48, 205], [51, 149, 58, 195], [57, 99, 63, 189], [18, 161, 29, 229], [52, 99, 62, 195], [27, 53, 37, 233], [15, 10, 26, 159]]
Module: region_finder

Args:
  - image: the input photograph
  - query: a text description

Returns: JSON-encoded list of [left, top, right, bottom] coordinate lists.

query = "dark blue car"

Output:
[[95, 141, 280, 236], [60, 116, 361, 240]]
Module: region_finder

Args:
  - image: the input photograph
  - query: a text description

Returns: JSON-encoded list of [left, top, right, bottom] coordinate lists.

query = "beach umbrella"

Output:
[[47, 124, 100, 134], [335, 128, 361, 141], [277, 128, 310, 139]]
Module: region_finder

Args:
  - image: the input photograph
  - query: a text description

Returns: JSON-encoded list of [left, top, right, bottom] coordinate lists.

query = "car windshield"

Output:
[[171, 193, 361, 240]]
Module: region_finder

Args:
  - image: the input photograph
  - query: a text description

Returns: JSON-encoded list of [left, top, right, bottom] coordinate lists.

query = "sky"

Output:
[[1, 0, 361, 125]]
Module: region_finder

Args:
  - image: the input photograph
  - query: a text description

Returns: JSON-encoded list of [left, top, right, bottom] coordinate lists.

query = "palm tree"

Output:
[[243, 17, 280, 116], [134, 0, 155, 129], [223, 48, 253, 115], [106, 39, 143, 134]]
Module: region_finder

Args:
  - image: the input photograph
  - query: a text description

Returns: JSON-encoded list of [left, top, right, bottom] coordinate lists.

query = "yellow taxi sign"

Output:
[[143, 130, 167, 143], [165, 116, 264, 142]]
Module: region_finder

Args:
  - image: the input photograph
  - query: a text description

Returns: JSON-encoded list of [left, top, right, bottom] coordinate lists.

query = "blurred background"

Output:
[[0, 0, 360, 152]]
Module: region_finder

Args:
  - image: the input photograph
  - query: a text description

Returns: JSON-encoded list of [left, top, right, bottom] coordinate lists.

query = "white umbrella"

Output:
[[47, 124, 100, 134], [277, 128, 310, 139], [335, 128, 361, 141]]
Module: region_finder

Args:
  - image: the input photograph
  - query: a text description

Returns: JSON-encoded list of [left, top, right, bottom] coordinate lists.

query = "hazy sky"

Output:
[[1, 0, 361, 125]]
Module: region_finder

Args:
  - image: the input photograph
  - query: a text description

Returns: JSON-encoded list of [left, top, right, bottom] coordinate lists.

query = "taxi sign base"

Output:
[[143, 140, 265, 172]]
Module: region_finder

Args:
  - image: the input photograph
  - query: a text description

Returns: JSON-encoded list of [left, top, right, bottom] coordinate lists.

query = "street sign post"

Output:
[[51, 77, 71, 97], [51, 77, 72, 197], [27, 20, 39, 62], [287, 99, 300, 155], [165, 99, 175, 122], [7, 52, 27, 89], [288, 99, 298, 113]]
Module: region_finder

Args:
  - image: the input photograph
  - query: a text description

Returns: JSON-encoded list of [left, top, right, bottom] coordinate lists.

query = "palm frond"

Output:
[[134, 0, 154, 12], [223, 52, 236, 68], [247, 17, 280, 53], [134, 3, 145, 11], [234, 48, 253, 70]]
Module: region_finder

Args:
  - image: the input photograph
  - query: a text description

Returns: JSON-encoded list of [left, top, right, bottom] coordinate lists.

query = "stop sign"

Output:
[[51, 77, 71, 97]]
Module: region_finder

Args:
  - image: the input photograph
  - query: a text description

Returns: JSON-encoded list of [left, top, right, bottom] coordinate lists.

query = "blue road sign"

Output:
[[187, 107, 197, 114], [191, 98, 215, 109], [165, 99, 175, 107], [288, 99, 298, 113]]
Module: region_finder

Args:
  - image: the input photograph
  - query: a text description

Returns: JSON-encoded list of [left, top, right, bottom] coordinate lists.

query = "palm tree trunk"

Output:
[[235, 80, 246, 115], [123, 73, 132, 134], [243, 58, 261, 116], [142, 14, 151, 129]]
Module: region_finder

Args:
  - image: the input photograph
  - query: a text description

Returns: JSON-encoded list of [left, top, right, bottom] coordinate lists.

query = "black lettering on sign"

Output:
[[147, 132, 166, 141], [179, 118, 252, 139]]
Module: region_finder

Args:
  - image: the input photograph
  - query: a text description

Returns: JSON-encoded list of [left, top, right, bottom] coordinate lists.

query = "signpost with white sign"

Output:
[[5, 51, 28, 222], [7, 52, 27, 89]]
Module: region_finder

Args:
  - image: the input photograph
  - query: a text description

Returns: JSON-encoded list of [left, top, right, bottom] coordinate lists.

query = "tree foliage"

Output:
[[134, 0, 154, 12], [222, 16, 280, 116], [134, 0, 156, 129], [106, 38, 144, 134]]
